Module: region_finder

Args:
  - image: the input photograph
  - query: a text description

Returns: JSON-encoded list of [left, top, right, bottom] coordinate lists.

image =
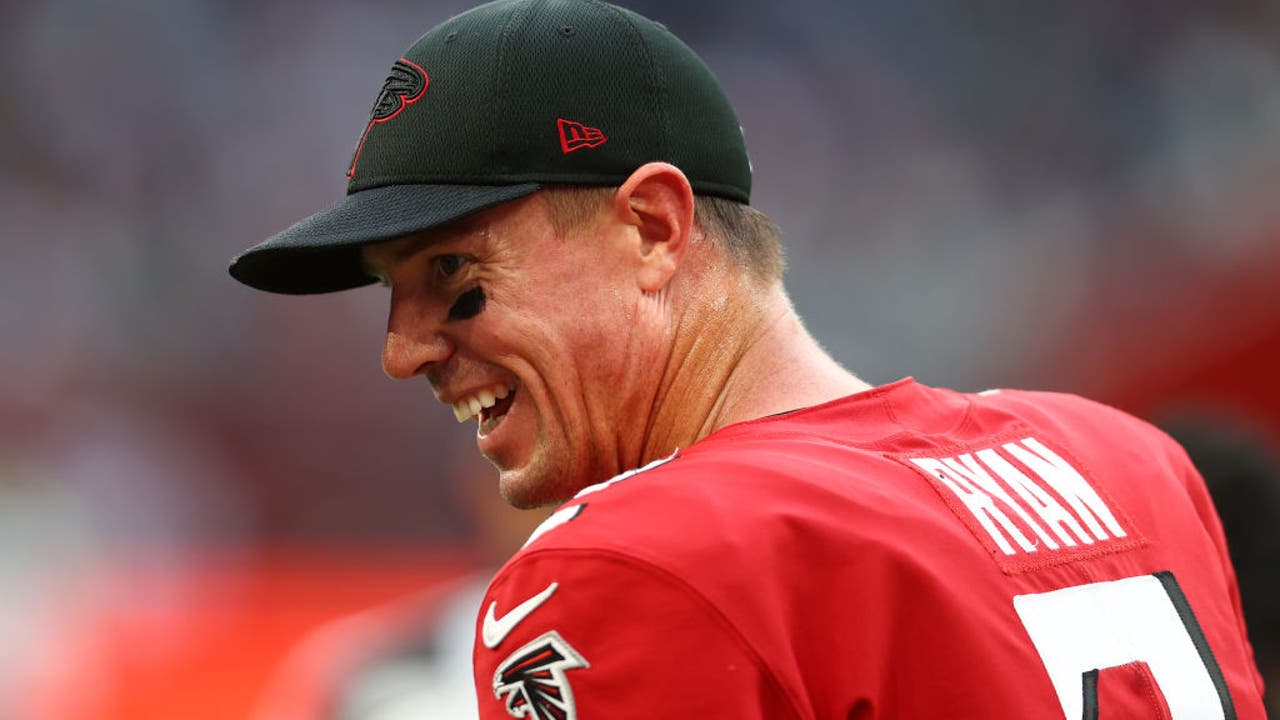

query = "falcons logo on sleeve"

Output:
[[493, 631, 589, 720]]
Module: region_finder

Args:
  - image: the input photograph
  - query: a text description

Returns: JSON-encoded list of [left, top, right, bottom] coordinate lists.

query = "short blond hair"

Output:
[[542, 186, 785, 283]]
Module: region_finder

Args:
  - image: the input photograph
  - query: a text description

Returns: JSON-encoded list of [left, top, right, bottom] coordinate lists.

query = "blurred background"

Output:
[[2, 0, 1278, 717]]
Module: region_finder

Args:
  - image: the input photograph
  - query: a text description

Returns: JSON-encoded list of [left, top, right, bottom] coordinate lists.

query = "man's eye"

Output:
[[436, 254, 466, 279]]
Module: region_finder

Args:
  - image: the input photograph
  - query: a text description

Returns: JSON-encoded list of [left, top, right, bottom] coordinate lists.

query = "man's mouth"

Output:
[[452, 383, 517, 435]]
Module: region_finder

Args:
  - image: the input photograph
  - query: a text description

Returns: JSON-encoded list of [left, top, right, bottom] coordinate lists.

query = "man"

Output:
[[230, 0, 1267, 717]]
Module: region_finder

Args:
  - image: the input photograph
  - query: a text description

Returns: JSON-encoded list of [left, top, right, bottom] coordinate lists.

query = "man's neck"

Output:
[[639, 284, 871, 465]]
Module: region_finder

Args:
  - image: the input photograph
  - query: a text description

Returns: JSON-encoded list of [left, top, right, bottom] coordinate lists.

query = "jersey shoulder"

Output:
[[977, 387, 1177, 449], [975, 386, 1207, 493], [509, 429, 936, 563]]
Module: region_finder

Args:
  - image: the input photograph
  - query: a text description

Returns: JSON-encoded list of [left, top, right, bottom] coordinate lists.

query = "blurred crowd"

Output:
[[2, 0, 1278, 717]]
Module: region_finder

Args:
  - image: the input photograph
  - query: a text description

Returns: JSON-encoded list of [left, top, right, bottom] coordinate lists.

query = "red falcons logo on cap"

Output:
[[493, 631, 589, 720], [347, 58, 428, 179]]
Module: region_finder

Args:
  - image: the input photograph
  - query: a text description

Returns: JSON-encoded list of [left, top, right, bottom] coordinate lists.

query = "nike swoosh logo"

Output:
[[482, 581, 558, 649]]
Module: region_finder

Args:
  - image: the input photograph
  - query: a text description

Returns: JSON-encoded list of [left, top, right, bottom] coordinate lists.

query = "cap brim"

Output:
[[229, 182, 542, 294]]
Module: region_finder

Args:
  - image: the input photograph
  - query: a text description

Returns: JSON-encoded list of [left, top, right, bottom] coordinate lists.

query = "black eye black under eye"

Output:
[[447, 286, 487, 322]]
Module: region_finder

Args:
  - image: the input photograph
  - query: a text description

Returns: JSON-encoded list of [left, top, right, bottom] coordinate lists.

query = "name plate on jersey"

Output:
[[898, 431, 1147, 574]]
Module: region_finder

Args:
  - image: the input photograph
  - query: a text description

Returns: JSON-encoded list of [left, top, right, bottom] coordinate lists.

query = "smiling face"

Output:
[[362, 192, 663, 507]]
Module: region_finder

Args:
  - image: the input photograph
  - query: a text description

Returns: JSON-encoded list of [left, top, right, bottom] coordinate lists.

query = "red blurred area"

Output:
[[11, 547, 474, 720], [1042, 240, 1280, 441]]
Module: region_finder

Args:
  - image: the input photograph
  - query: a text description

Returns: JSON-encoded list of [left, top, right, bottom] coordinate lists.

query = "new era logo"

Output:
[[558, 118, 607, 154]]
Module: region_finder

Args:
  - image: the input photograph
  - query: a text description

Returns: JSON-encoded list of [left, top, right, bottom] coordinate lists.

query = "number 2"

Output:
[[1014, 572, 1236, 719]]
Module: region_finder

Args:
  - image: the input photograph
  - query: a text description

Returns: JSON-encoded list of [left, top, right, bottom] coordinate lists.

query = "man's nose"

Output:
[[381, 299, 454, 380]]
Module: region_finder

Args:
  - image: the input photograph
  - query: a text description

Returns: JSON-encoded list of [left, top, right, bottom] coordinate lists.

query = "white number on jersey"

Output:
[[1014, 572, 1235, 719]]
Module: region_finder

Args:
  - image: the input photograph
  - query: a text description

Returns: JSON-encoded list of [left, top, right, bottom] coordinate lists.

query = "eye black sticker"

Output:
[[448, 286, 487, 322]]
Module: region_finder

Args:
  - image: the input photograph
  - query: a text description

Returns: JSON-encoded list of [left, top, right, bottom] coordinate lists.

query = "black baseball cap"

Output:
[[229, 0, 751, 295]]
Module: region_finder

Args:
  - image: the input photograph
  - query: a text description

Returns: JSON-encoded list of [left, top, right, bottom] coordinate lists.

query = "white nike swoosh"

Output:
[[482, 581, 558, 649]]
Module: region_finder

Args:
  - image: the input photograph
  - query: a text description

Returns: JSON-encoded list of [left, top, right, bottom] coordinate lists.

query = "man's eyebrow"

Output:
[[391, 236, 439, 262], [361, 235, 438, 280], [361, 213, 489, 280]]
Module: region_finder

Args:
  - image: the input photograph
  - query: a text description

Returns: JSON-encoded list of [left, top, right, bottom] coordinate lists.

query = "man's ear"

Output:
[[612, 162, 695, 293]]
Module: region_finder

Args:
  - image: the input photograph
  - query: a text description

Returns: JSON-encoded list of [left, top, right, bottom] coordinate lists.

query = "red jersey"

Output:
[[473, 379, 1266, 719]]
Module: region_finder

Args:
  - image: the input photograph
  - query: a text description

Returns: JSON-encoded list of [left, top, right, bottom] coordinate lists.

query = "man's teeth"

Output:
[[453, 383, 514, 423]]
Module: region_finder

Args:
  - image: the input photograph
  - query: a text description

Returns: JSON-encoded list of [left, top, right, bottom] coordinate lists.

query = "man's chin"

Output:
[[494, 456, 598, 510], [495, 466, 571, 510]]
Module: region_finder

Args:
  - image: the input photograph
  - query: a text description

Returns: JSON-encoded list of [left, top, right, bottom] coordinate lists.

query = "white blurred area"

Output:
[[1, 0, 1278, 717]]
